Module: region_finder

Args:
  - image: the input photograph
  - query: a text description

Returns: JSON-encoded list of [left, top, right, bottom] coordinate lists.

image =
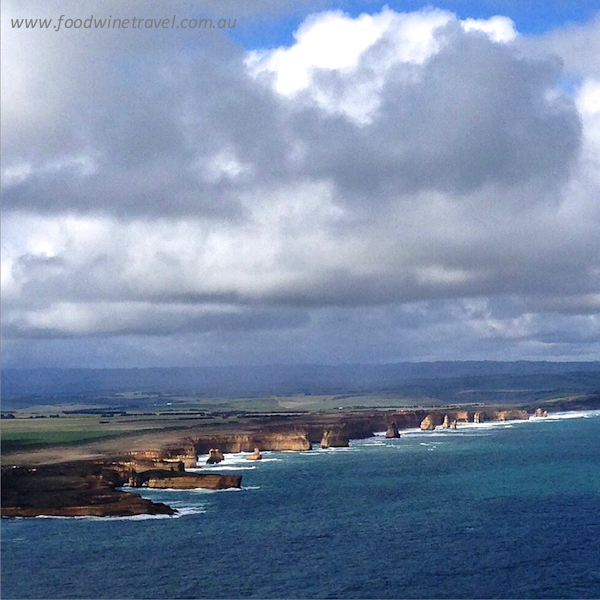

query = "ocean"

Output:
[[2, 411, 600, 599]]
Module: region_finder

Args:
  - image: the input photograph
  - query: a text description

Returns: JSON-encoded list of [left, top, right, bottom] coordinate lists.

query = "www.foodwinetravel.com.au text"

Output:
[[11, 15, 237, 32]]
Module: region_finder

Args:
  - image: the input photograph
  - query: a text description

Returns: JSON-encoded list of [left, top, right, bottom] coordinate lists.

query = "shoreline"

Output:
[[2, 396, 599, 518]]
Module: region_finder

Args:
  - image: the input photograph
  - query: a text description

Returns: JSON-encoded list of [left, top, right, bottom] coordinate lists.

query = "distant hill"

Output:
[[2, 361, 599, 408]]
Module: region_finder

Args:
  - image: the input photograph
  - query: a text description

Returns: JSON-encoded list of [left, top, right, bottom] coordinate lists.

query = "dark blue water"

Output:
[[2, 411, 600, 599]]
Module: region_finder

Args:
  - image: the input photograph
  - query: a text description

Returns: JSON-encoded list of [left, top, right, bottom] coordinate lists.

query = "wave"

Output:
[[196, 454, 280, 468], [537, 409, 600, 421], [198, 465, 257, 471], [142, 486, 242, 495], [32, 506, 206, 521]]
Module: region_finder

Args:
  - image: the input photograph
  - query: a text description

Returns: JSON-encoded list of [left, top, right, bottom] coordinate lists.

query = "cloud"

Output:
[[1, 3, 599, 366], [529, 13, 600, 79]]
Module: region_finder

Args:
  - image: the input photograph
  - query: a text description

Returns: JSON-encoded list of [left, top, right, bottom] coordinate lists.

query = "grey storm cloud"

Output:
[[2, 11, 582, 219], [294, 25, 581, 201]]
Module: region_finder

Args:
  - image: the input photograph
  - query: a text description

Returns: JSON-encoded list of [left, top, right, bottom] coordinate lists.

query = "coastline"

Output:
[[2, 395, 599, 518]]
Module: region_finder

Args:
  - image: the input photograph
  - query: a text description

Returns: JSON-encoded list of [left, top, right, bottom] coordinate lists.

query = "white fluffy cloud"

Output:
[[2, 2, 599, 366]]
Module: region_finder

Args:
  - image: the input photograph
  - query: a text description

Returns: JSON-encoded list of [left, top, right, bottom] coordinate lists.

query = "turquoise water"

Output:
[[2, 411, 600, 599]]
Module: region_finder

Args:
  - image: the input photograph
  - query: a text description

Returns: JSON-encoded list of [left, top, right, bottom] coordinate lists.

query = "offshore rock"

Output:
[[473, 412, 482, 424], [246, 448, 263, 460], [130, 470, 242, 490], [534, 407, 548, 418], [321, 430, 349, 449], [420, 415, 437, 431], [206, 449, 225, 464], [442, 414, 450, 429], [450, 419, 458, 429], [385, 422, 400, 438]]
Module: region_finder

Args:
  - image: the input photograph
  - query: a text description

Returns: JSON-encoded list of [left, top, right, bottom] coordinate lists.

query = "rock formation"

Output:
[[473, 412, 482, 424], [193, 432, 312, 453], [129, 470, 242, 490], [420, 415, 437, 431], [130, 448, 197, 469], [494, 409, 529, 421], [206, 448, 225, 464], [125, 458, 185, 473], [453, 411, 470, 423], [442, 414, 450, 429], [246, 448, 263, 460], [534, 407, 548, 418], [1, 462, 176, 518], [450, 419, 457, 429], [320, 429, 349, 448], [385, 422, 400, 438]]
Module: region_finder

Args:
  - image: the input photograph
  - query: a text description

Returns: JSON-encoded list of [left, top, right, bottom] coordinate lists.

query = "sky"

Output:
[[1, 0, 600, 368]]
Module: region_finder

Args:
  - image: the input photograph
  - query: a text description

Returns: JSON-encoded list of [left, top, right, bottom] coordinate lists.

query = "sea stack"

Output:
[[206, 449, 225, 464], [420, 415, 436, 431], [442, 414, 450, 429], [246, 447, 263, 460], [385, 422, 400, 438], [321, 430, 349, 448]]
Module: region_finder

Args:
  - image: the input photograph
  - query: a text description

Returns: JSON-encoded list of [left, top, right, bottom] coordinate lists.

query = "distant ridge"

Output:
[[2, 361, 599, 405]]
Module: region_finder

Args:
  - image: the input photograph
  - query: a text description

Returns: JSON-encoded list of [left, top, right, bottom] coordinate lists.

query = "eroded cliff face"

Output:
[[494, 409, 529, 421], [191, 431, 312, 454], [130, 449, 198, 469], [124, 458, 185, 473]]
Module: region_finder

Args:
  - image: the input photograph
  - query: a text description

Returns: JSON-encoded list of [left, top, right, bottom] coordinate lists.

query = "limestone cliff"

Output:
[[494, 409, 529, 421], [130, 448, 197, 469], [453, 411, 470, 423], [192, 432, 311, 453], [124, 458, 185, 474]]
